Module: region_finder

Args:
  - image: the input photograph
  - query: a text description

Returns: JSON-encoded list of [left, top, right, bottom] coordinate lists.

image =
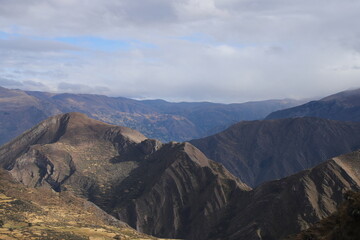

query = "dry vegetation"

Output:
[[0, 170, 173, 240]]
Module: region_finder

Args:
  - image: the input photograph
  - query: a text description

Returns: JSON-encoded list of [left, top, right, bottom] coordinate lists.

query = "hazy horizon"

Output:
[[1, 0, 360, 103]]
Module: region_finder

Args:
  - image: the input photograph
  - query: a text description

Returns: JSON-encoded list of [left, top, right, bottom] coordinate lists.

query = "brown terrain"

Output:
[[213, 150, 360, 240], [0, 112, 250, 239], [1, 112, 360, 239], [286, 190, 360, 240], [191, 117, 360, 187], [0, 169, 172, 240], [0, 86, 304, 145]]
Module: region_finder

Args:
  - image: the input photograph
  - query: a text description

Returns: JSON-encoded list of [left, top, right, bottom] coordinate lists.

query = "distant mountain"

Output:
[[1, 113, 360, 240], [191, 117, 360, 187], [266, 88, 360, 121], [0, 86, 304, 145]]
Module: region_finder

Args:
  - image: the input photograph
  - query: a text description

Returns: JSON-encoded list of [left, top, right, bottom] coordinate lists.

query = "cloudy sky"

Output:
[[0, 0, 360, 102]]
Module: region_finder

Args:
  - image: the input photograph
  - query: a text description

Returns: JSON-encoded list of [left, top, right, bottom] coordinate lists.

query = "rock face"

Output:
[[286, 190, 360, 240], [266, 88, 360, 121], [213, 150, 360, 240], [0, 112, 250, 240], [191, 117, 360, 187], [0, 86, 304, 145]]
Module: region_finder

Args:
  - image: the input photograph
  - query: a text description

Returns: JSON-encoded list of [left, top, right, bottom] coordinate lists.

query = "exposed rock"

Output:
[[0, 112, 250, 239], [286, 190, 360, 240]]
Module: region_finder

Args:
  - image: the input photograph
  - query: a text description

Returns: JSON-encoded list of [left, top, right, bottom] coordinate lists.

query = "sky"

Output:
[[0, 0, 360, 103]]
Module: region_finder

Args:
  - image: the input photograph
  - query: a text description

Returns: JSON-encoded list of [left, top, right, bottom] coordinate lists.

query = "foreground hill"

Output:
[[0, 86, 304, 145], [191, 117, 360, 187], [0, 112, 250, 239], [0, 169, 168, 240], [266, 88, 360, 121]]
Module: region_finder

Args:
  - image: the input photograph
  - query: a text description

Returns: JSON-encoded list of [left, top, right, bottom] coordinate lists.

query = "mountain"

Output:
[[1, 112, 360, 240], [190, 117, 360, 187], [0, 86, 304, 145], [0, 169, 169, 240], [213, 150, 360, 240], [0, 87, 57, 148], [286, 190, 360, 240], [0, 112, 250, 240], [266, 88, 360, 121]]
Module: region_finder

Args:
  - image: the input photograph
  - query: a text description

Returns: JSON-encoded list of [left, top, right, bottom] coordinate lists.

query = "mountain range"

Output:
[[0, 86, 304, 145], [266, 88, 360, 121], [1, 112, 360, 239]]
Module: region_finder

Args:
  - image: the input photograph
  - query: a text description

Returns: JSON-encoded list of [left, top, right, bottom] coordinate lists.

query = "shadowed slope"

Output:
[[191, 117, 360, 187], [211, 150, 360, 240]]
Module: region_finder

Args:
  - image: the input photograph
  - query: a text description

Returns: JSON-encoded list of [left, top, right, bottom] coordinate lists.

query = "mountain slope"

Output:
[[0, 112, 250, 240], [191, 117, 360, 187], [213, 150, 360, 240], [0, 87, 59, 148], [0, 169, 170, 240], [266, 88, 360, 121], [286, 190, 360, 240], [0, 86, 304, 145]]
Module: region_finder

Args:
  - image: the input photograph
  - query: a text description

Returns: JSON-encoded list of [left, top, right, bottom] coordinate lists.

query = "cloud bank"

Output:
[[0, 0, 360, 102]]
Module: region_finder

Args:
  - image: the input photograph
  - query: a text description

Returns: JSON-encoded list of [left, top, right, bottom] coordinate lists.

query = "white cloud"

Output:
[[0, 0, 359, 102]]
